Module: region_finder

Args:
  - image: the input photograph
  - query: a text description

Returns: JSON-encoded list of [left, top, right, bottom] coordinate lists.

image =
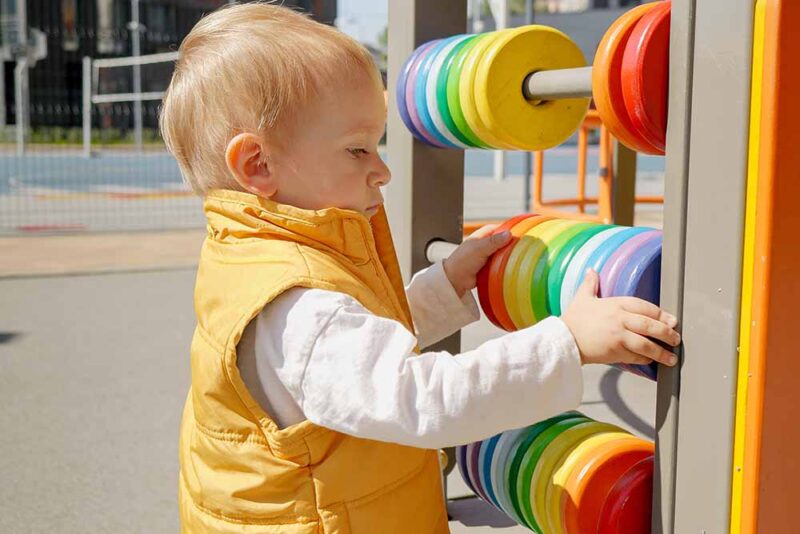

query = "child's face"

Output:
[[270, 72, 390, 218]]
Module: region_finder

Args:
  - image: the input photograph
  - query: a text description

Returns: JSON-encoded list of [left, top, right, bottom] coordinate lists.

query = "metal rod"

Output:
[[130, 0, 143, 151], [523, 66, 593, 101], [426, 240, 458, 264], [83, 56, 92, 158]]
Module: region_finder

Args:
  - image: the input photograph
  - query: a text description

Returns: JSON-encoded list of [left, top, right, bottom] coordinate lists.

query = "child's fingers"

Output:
[[623, 313, 681, 347], [574, 269, 600, 299], [622, 332, 678, 366], [615, 297, 678, 328], [467, 223, 502, 239]]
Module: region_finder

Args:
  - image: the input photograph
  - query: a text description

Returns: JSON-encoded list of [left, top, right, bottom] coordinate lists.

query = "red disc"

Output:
[[597, 456, 654, 534], [476, 214, 534, 328], [572, 446, 654, 534], [592, 2, 663, 155], [621, 1, 671, 153]]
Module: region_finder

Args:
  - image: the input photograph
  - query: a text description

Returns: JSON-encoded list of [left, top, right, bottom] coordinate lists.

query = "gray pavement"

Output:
[[0, 266, 657, 533]]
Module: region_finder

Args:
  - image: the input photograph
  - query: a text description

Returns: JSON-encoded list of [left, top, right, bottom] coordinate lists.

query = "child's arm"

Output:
[[239, 285, 584, 449]]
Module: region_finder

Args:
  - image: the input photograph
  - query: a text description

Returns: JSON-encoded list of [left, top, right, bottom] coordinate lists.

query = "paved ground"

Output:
[[0, 166, 665, 532], [0, 268, 657, 533]]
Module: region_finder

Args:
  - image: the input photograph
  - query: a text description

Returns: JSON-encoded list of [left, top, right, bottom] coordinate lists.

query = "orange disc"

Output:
[[477, 214, 536, 329], [593, 2, 663, 155], [561, 436, 654, 534], [489, 215, 556, 331], [484, 215, 543, 331]]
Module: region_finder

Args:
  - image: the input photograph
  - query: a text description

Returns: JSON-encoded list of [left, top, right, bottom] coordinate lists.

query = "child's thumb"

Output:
[[488, 230, 512, 250], [577, 269, 600, 298]]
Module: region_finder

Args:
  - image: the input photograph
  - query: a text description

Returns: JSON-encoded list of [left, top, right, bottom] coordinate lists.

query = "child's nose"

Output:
[[371, 160, 391, 187]]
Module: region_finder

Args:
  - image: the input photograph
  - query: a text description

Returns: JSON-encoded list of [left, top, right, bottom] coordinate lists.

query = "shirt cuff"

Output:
[[406, 261, 481, 344]]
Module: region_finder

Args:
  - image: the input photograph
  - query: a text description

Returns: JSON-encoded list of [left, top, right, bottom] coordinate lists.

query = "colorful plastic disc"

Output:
[[477, 215, 533, 328], [561, 437, 654, 534], [467, 440, 490, 502], [516, 417, 589, 531], [597, 456, 654, 534], [490, 427, 532, 517], [509, 219, 574, 328], [544, 431, 631, 534], [592, 2, 663, 154], [547, 224, 613, 316], [436, 35, 483, 147], [456, 444, 476, 494], [482, 214, 539, 330], [426, 34, 474, 148], [504, 412, 583, 526], [494, 216, 556, 330], [529, 221, 596, 322], [559, 227, 628, 315], [475, 25, 590, 151], [396, 44, 429, 143], [414, 38, 462, 148], [404, 40, 449, 147], [459, 31, 515, 149], [598, 230, 661, 298], [478, 433, 503, 508], [447, 34, 492, 148], [581, 226, 652, 292], [531, 421, 621, 533], [621, 1, 671, 153]]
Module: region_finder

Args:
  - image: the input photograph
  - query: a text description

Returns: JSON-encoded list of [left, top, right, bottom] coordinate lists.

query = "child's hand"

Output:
[[443, 224, 512, 298], [561, 269, 681, 367]]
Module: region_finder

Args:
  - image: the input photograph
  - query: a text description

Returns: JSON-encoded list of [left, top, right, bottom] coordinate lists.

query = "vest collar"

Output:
[[204, 189, 384, 266]]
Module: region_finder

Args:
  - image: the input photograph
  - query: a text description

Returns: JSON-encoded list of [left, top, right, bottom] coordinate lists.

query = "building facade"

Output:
[[0, 0, 337, 133]]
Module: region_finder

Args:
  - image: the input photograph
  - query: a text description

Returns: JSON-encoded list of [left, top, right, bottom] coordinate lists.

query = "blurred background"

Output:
[[0, 1, 662, 532]]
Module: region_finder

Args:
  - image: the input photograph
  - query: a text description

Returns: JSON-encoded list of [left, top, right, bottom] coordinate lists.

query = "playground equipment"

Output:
[[386, 0, 800, 532]]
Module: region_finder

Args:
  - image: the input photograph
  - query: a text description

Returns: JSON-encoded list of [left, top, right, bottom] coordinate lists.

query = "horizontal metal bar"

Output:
[[92, 91, 165, 104], [523, 66, 593, 101], [92, 51, 179, 69], [426, 240, 458, 263]]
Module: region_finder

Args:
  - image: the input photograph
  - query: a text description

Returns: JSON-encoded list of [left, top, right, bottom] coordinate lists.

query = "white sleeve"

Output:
[[404, 261, 481, 349], [240, 287, 584, 449]]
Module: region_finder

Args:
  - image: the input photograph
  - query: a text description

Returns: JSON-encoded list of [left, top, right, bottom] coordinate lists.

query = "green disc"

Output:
[[446, 33, 491, 148], [505, 412, 585, 526], [529, 222, 596, 322], [436, 35, 480, 146], [547, 224, 614, 316], [517, 416, 589, 531]]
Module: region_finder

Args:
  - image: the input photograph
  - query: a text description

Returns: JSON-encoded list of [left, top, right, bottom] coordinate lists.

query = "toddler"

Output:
[[160, 4, 680, 533]]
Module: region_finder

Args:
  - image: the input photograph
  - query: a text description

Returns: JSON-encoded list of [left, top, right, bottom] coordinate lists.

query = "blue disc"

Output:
[[478, 434, 502, 508], [396, 43, 432, 144], [456, 444, 476, 493], [414, 38, 461, 148], [613, 234, 664, 380], [582, 226, 652, 280]]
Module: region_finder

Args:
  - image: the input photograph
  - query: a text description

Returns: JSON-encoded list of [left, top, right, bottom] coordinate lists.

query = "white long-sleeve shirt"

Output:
[[237, 261, 583, 449]]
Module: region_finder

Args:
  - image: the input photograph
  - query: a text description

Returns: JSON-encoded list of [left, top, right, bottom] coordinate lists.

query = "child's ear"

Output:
[[225, 133, 277, 197]]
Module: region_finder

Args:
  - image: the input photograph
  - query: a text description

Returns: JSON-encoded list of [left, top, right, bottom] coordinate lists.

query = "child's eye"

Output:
[[347, 148, 369, 157]]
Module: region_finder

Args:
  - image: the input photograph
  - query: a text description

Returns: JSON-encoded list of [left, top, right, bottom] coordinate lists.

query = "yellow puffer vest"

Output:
[[179, 190, 448, 533]]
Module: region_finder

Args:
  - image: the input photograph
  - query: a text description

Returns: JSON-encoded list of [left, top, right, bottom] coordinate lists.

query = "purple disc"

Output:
[[599, 230, 662, 298], [405, 40, 448, 147], [614, 235, 664, 380], [396, 44, 428, 142], [467, 441, 490, 502], [456, 445, 476, 493]]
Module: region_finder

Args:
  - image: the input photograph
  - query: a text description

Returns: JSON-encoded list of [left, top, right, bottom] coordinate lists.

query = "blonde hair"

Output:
[[160, 2, 380, 195]]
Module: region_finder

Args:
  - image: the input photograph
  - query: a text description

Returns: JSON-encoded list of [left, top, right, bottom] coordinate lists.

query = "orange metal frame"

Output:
[[464, 110, 664, 235]]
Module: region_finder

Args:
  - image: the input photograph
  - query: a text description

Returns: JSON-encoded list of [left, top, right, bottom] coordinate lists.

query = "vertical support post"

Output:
[[387, 0, 466, 503], [82, 56, 92, 158], [14, 0, 27, 156], [521, 0, 534, 212], [130, 0, 143, 151], [611, 140, 636, 226], [653, 0, 695, 531], [490, 0, 507, 181]]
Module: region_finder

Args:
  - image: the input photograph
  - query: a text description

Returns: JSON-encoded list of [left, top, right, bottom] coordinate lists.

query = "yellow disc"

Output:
[[475, 25, 590, 151], [504, 219, 564, 328], [514, 220, 579, 327], [459, 31, 516, 149], [530, 421, 621, 533], [545, 431, 631, 534]]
